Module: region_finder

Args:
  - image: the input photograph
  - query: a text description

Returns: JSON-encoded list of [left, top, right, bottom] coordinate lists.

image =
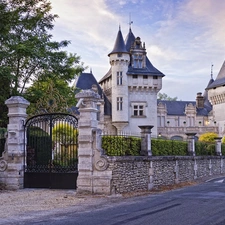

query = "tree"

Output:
[[24, 78, 77, 115], [199, 132, 218, 143], [52, 123, 78, 166], [52, 123, 78, 147], [222, 136, 225, 144], [157, 93, 178, 101], [0, 76, 10, 126], [0, 0, 84, 96]]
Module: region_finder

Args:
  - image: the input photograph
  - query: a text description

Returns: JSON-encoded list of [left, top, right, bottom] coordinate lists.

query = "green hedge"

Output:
[[102, 136, 220, 156], [0, 128, 6, 138], [151, 139, 188, 156], [195, 142, 215, 156], [0, 127, 6, 157], [27, 127, 51, 165], [102, 136, 141, 156], [221, 144, 225, 155]]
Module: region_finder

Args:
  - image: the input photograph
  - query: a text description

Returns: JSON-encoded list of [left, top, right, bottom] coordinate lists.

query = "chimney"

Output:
[[196, 92, 204, 108]]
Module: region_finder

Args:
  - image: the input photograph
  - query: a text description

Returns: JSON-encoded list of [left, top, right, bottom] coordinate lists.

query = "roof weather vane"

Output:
[[129, 13, 133, 28], [211, 63, 214, 79]]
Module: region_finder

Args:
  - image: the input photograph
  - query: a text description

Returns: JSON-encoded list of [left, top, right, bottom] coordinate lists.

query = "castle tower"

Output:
[[207, 61, 225, 135], [108, 27, 130, 133], [99, 26, 165, 136]]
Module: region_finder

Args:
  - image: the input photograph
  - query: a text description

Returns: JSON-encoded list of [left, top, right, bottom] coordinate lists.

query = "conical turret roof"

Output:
[[215, 61, 225, 80], [108, 27, 128, 56], [75, 72, 111, 115], [207, 61, 225, 89], [203, 77, 214, 110], [125, 28, 136, 51]]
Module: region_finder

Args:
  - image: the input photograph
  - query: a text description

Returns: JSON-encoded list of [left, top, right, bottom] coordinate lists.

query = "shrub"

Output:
[[151, 139, 188, 156], [102, 136, 141, 156], [199, 132, 218, 143], [195, 142, 215, 156], [222, 136, 225, 144], [222, 144, 225, 155], [27, 126, 51, 165], [0, 127, 6, 157], [197, 132, 218, 156], [0, 128, 6, 138]]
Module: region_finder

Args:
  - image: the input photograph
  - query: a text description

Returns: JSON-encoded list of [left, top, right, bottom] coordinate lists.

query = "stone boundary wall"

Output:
[[107, 156, 225, 194]]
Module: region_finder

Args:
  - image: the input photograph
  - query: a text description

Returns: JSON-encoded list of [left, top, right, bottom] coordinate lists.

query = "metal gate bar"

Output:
[[24, 113, 78, 189]]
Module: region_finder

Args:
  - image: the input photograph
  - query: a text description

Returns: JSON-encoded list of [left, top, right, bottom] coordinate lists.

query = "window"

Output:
[[158, 116, 165, 127], [96, 105, 100, 121], [133, 75, 138, 79], [117, 97, 123, 111], [153, 76, 158, 79], [117, 53, 122, 57], [131, 102, 146, 117], [133, 105, 144, 116], [117, 72, 122, 85], [143, 75, 148, 85], [133, 54, 143, 68]]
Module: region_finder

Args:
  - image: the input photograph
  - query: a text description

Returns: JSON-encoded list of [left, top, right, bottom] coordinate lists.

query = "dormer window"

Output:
[[133, 54, 143, 68]]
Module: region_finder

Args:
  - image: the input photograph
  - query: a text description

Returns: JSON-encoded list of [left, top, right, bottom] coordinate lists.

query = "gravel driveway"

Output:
[[0, 176, 219, 221], [0, 189, 117, 219]]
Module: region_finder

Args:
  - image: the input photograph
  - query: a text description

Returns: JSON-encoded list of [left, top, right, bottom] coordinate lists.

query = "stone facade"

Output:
[[98, 28, 164, 137], [157, 92, 218, 140], [207, 61, 225, 136], [75, 88, 112, 194], [108, 156, 225, 194], [0, 96, 29, 190]]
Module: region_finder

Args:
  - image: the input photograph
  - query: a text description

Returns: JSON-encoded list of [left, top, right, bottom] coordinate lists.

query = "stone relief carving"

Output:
[[95, 157, 109, 171], [0, 160, 7, 172]]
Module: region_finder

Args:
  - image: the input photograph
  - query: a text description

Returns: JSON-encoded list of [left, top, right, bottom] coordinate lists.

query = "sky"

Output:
[[49, 0, 225, 101]]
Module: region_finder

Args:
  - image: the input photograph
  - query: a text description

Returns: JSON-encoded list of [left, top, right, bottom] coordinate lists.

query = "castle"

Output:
[[75, 26, 224, 139]]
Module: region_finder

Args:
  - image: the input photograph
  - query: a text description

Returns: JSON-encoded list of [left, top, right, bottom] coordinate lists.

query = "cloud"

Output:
[[50, 0, 120, 47], [48, 0, 225, 99], [49, 0, 123, 78], [178, 0, 225, 48]]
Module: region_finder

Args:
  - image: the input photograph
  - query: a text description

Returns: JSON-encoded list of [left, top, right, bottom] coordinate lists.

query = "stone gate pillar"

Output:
[[138, 125, 154, 156], [76, 89, 112, 194], [5, 96, 30, 189], [215, 137, 222, 156], [186, 132, 197, 156]]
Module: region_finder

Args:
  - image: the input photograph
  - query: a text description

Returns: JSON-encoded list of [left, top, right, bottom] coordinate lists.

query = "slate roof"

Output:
[[108, 27, 128, 56], [206, 77, 225, 89], [75, 72, 111, 115], [98, 68, 111, 83], [203, 78, 214, 108], [127, 57, 165, 77], [125, 28, 136, 51], [157, 100, 211, 116], [207, 61, 225, 89], [102, 28, 165, 82]]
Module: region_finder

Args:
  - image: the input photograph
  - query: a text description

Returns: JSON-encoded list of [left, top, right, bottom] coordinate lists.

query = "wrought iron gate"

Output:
[[24, 113, 78, 189]]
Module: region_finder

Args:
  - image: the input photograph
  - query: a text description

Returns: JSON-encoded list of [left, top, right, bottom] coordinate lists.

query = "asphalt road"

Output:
[[2, 177, 225, 225]]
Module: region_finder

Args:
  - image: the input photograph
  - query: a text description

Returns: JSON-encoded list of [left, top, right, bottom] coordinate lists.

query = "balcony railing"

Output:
[[158, 126, 218, 136]]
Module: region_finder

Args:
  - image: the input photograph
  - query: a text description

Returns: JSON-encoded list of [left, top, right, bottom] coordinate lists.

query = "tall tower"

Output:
[[99, 26, 165, 136], [108, 27, 130, 133]]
